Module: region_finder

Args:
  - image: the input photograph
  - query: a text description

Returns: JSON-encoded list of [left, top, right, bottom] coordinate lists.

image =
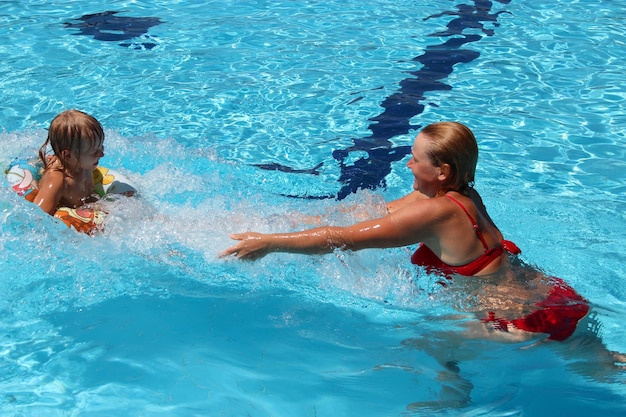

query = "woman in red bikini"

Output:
[[220, 122, 589, 342]]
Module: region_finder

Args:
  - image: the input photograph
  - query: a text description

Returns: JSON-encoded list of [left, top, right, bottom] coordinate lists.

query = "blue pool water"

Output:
[[1, 0, 625, 415]]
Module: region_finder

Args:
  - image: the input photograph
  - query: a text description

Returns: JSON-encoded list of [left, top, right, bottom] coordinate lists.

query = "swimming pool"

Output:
[[1, 0, 625, 415]]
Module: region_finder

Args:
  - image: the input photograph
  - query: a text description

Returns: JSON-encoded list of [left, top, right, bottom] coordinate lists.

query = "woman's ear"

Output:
[[438, 163, 451, 180]]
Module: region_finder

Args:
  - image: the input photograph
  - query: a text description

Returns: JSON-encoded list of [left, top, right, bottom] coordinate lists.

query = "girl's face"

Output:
[[79, 141, 104, 170], [68, 141, 104, 171], [407, 133, 442, 196]]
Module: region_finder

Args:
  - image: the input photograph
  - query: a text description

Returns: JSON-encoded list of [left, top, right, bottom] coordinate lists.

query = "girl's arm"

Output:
[[33, 170, 64, 215]]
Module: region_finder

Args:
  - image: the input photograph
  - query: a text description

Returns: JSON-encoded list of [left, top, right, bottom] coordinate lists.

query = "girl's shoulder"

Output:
[[38, 167, 65, 190]]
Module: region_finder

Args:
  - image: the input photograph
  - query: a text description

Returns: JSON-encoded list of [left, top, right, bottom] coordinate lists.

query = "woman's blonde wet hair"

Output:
[[39, 109, 104, 169], [421, 121, 478, 193]]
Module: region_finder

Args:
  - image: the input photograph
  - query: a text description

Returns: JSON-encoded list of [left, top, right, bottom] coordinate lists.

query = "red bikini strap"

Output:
[[445, 194, 489, 250]]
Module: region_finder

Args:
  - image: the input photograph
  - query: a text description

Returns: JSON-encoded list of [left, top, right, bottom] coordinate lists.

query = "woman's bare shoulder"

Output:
[[386, 191, 430, 213], [388, 193, 456, 232]]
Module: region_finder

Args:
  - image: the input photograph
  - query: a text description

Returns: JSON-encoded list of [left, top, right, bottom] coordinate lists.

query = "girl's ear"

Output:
[[60, 149, 72, 162]]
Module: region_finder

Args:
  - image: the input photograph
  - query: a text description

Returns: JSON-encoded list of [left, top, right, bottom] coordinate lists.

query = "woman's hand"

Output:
[[219, 232, 272, 260]]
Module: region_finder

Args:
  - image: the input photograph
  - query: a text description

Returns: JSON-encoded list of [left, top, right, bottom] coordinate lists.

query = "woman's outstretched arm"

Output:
[[220, 199, 438, 260]]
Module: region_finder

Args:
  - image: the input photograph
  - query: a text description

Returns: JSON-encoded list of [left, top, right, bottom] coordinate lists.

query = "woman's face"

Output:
[[407, 133, 442, 196]]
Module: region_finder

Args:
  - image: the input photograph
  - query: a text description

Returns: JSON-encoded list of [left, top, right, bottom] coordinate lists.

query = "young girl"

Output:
[[33, 110, 105, 215]]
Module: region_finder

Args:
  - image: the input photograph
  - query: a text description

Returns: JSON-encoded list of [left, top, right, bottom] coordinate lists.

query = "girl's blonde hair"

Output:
[[421, 121, 478, 194], [39, 109, 104, 169]]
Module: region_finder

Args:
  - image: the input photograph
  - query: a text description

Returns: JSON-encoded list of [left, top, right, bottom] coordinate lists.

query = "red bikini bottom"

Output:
[[481, 278, 590, 341]]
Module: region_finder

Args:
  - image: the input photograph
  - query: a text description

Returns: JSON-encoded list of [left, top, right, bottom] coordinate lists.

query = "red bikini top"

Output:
[[411, 194, 521, 276]]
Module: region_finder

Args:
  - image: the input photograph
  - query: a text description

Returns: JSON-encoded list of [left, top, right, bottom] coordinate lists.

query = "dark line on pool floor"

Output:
[[63, 11, 162, 50], [260, 0, 512, 200]]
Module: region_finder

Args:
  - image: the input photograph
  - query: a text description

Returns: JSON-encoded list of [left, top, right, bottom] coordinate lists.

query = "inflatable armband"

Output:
[[5, 160, 39, 199], [93, 166, 137, 197]]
